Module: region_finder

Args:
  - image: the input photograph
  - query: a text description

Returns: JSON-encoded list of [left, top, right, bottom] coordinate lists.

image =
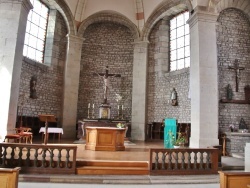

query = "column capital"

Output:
[[187, 7, 219, 28], [0, 0, 33, 12], [133, 40, 149, 47], [66, 34, 85, 45]]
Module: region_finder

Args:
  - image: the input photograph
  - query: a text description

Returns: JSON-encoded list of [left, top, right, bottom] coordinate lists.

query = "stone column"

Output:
[[187, 9, 219, 147], [62, 35, 84, 139], [245, 143, 250, 172], [155, 19, 170, 76], [131, 40, 149, 140], [0, 0, 32, 141]]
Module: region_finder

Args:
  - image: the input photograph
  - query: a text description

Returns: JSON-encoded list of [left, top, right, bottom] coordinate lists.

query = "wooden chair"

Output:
[[4, 127, 33, 144], [4, 133, 22, 143], [16, 127, 33, 144]]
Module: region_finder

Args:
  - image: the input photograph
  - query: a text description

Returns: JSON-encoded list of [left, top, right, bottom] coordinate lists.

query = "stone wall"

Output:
[[147, 20, 191, 124], [77, 22, 134, 120], [18, 11, 67, 126], [217, 8, 250, 133]]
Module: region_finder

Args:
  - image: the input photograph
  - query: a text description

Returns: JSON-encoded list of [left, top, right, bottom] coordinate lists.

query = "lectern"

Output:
[[38, 114, 56, 145]]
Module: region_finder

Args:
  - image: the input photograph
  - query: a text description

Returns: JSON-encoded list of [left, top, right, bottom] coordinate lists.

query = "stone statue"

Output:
[[171, 88, 177, 106], [226, 84, 233, 100], [30, 75, 38, 99], [239, 118, 247, 130]]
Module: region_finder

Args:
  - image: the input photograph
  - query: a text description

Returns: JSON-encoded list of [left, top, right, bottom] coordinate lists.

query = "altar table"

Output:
[[85, 127, 125, 151], [39, 127, 63, 142]]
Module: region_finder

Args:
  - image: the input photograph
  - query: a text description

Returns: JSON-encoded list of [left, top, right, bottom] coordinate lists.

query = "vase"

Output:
[[174, 145, 180, 148]]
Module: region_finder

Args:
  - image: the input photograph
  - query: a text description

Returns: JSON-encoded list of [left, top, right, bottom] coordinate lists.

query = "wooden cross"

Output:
[[228, 59, 244, 92], [94, 66, 121, 103]]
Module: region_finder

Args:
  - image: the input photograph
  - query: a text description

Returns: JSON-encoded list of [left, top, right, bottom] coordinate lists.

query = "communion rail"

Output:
[[0, 143, 77, 174], [149, 148, 218, 175]]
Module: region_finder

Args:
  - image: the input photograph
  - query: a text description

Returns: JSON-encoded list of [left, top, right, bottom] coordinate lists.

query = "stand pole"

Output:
[[44, 118, 48, 145]]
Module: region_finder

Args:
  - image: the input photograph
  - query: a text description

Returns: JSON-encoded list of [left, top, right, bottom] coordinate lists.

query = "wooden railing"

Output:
[[0, 143, 77, 174], [149, 148, 218, 175]]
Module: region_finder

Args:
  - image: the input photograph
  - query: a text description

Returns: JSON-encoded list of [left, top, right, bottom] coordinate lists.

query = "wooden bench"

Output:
[[218, 171, 250, 188], [0, 167, 20, 188]]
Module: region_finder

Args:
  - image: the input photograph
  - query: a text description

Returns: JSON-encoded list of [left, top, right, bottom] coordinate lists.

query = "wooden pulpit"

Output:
[[38, 114, 56, 145]]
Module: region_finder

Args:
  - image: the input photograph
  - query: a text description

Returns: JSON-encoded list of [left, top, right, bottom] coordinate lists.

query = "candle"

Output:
[[93, 104, 95, 108], [88, 103, 90, 108], [122, 105, 123, 110], [118, 105, 119, 109]]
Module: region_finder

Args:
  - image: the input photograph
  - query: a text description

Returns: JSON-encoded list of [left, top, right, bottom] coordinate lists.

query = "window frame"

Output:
[[169, 11, 190, 72], [23, 0, 49, 64]]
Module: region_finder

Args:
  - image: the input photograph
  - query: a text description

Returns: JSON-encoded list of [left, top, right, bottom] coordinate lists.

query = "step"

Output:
[[76, 160, 149, 175], [76, 166, 149, 175], [76, 160, 148, 168]]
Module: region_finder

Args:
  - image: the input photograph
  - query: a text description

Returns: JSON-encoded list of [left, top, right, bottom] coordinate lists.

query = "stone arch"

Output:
[[141, 0, 192, 41], [45, 0, 76, 35], [216, 0, 250, 19], [77, 10, 140, 40]]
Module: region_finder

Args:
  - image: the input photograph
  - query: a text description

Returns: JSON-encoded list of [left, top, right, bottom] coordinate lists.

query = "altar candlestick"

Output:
[[122, 105, 123, 110], [87, 103, 90, 119], [92, 104, 95, 119], [118, 105, 119, 109]]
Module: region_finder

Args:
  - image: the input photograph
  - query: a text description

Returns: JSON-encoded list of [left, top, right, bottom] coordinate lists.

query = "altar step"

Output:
[[76, 160, 149, 175]]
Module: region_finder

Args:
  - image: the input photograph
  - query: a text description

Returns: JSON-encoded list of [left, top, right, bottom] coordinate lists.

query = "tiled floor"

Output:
[[19, 182, 220, 188]]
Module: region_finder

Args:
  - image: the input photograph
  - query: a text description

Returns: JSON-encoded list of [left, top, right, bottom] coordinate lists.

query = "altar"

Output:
[[85, 127, 125, 151], [77, 119, 131, 139], [223, 132, 250, 156]]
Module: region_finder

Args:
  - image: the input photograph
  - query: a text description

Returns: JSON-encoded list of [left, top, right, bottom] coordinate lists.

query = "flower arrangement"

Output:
[[116, 123, 125, 128], [174, 136, 186, 146], [168, 130, 185, 147]]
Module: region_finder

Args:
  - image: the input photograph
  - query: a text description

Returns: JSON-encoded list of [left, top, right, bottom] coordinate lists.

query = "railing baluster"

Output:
[[187, 151, 191, 169], [42, 149, 46, 167], [200, 152, 203, 169], [57, 149, 62, 168], [2, 147, 7, 167], [168, 151, 172, 170], [26, 148, 31, 167], [50, 149, 54, 168], [34, 148, 38, 167], [206, 152, 210, 169], [181, 152, 185, 169], [174, 151, 178, 170], [18, 147, 23, 166], [66, 149, 70, 168], [161, 152, 166, 170], [193, 152, 197, 169], [154, 152, 159, 170], [10, 147, 15, 166]]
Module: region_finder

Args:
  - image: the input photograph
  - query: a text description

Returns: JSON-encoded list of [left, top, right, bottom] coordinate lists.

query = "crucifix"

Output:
[[94, 66, 121, 103], [228, 59, 245, 92]]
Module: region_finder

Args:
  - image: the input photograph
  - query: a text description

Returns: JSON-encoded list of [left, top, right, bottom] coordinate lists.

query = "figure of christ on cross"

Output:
[[228, 59, 245, 92], [94, 66, 121, 104]]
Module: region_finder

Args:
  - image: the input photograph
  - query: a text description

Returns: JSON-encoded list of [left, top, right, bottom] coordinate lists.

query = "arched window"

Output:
[[170, 11, 190, 71], [23, 0, 49, 63]]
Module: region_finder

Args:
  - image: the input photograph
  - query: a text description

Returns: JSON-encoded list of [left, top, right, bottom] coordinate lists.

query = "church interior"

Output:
[[1, 0, 250, 187]]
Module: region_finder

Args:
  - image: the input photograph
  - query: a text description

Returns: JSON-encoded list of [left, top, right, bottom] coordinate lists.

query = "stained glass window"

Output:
[[170, 12, 190, 71], [23, 0, 49, 63]]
